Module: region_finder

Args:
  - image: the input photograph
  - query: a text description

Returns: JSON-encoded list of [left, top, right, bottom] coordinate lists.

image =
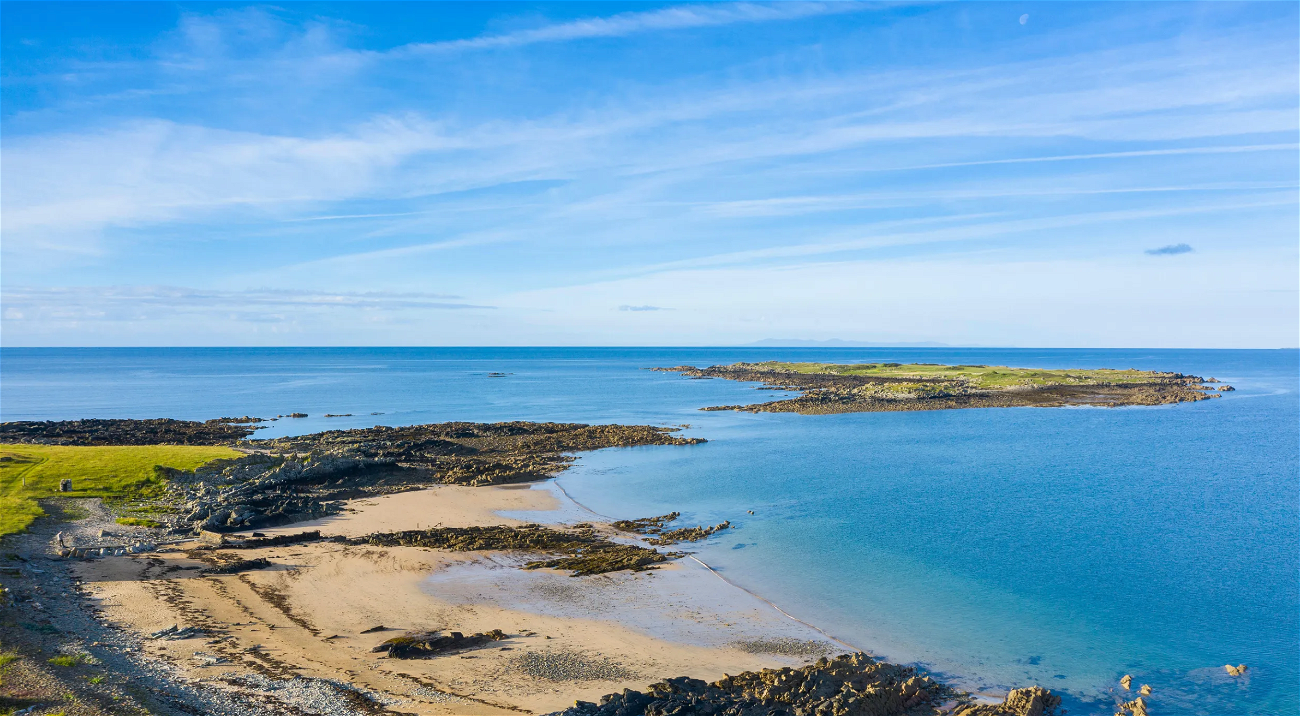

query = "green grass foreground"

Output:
[[0, 443, 240, 537], [746, 361, 1172, 389]]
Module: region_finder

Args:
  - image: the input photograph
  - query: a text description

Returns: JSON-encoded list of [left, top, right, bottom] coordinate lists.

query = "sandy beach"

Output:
[[74, 482, 847, 715]]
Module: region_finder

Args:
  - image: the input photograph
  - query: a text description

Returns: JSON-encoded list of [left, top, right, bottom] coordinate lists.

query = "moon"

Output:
[[1019, 14, 1029, 25]]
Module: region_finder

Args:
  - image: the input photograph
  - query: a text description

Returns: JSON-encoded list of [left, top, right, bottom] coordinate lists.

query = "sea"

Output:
[[1, 347, 1296, 715]]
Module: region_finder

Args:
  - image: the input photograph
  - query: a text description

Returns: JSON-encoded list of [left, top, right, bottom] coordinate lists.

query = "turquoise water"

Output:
[[2, 347, 1296, 714]]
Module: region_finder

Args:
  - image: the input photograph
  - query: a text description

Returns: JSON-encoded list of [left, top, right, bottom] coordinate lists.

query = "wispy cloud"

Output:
[[1, 286, 490, 323], [3, 3, 1296, 346], [402, 3, 868, 53], [1146, 243, 1194, 256]]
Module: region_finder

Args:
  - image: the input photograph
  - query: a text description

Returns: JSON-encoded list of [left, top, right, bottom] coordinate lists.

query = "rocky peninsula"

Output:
[[655, 361, 1227, 414]]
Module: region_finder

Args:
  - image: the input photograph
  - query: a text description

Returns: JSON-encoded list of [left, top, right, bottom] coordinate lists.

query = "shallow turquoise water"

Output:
[[2, 347, 1296, 714]]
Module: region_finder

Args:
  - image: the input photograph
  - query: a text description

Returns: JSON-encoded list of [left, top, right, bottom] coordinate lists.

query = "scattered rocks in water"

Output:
[[729, 638, 833, 657], [513, 649, 638, 682], [646, 521, 731, 545], [613, 511, 731, 545], [1224, 664, 1248, 676], [351, 524, 682, 576], [1115, 695, 1149, 716], [613, 512, 680, 533], [372, 629, 507, 658], [551, 652, 958, 716]]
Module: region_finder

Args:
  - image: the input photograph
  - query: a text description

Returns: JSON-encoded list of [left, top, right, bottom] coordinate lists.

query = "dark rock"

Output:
[[350, 524, 681, 577], [200, 557, 271, 575], [372, 629, 506, 658], [0, 418, 257, 445], [548, 652, 960, 716]]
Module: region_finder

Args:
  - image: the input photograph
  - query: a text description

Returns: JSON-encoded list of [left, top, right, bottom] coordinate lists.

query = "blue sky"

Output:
[[2, 1, 1296, 347]]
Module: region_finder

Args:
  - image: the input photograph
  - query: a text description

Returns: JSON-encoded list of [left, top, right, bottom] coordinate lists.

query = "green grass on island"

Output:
[[0, 444, 240, 537], [735, 361, 1178, 389]]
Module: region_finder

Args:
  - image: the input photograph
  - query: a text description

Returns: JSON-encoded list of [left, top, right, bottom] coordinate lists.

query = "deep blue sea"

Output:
[[2, 347, 1296, 715]]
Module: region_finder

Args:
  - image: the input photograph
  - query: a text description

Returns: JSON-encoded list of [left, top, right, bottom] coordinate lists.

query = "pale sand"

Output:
[[75, 483, 845, 715]]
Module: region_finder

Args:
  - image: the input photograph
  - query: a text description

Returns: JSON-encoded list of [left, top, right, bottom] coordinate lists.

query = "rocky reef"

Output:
[[614, 512, 732, 545], [132, 421, 702, 533], [549, 652, 967, 716], [549, 653, 1061, 716], [350, 524, 682, 576], [656, 362, 1215, 414], [0, 418, 260, 445]]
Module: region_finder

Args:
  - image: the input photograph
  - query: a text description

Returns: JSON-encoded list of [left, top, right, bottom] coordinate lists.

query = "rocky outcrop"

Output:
[[550, 652, 954, 716], [613, 512, 731, 545], [134, 421, 704, 533], [1115, 695, 1148, 716], [350, 524, 683, 576], [0, 418, 259, 445], [646, 521, 731, 545], [955, 687, 1061, 716]]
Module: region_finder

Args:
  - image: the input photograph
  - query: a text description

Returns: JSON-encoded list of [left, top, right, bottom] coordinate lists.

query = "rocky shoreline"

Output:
[[550, 654, 1060, 716], [1, 418, 1068, 715], [655, 362, 1227, 414]]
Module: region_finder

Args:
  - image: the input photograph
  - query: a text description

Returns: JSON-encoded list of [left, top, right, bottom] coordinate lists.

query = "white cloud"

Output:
[[0, 285, 488, 322], [402, 3, 870, 53]]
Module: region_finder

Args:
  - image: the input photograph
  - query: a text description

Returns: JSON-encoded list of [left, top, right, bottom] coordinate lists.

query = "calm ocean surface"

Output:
[[2, 347, 1296, 715]]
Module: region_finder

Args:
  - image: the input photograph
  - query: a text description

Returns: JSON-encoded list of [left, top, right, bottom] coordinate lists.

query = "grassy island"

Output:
[[655, 361, 1227, 414]]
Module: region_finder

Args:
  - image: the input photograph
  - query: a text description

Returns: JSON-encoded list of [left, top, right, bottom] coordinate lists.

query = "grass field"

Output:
[[744, 362, 1173, 389], [0, 444, 240, 537]]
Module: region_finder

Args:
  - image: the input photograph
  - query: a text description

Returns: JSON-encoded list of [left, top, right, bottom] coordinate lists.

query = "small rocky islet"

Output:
[[654, 361, 1230, 414]]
